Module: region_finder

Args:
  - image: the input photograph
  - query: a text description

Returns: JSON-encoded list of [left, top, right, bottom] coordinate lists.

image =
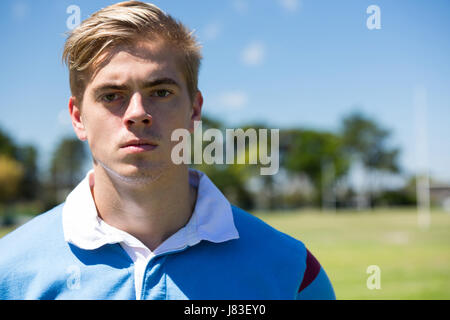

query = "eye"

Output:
[[101, 93, 121, 103], [151, 89, 172, 98]]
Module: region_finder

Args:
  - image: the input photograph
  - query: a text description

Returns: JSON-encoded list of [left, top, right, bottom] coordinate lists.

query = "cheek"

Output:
[[152, 100, 192, 131], [168, 97, 194, 126], [83, 113, 119, 153], [161, 113, 192, 143]]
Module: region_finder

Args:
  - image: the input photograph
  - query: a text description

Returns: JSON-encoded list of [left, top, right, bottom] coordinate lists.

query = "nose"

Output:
[[123, 92, 152, 128]]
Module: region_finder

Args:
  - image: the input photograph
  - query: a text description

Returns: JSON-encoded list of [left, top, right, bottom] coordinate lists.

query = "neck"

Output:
[[91, 164, 197, 251]]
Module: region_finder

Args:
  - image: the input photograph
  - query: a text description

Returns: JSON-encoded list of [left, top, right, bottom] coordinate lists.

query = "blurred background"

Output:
[[0, 0, 449, 299]]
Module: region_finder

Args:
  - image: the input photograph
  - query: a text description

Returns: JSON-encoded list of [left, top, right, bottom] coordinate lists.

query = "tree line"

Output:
[[194, 112, 414, 211], [0, 111, 417, 224], [0, 131, 87, 224]]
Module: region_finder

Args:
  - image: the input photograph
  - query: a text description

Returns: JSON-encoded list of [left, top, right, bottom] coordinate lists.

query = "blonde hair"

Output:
[[62, 1, 202, 102]]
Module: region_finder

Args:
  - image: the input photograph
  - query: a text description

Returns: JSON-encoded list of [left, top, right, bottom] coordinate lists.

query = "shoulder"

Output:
[[230, 206, 336, 299], [0, 203, 65, 265], [0, 204, 67, 299], [230, 205, 307, 261], [0, 203, 64, 245]]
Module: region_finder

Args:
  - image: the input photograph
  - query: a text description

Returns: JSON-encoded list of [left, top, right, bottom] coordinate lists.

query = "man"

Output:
[[0, 1, 335, 300]]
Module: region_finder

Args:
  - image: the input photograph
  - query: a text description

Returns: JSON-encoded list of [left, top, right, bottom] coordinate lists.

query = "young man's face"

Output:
[[69, 39, 202, 183]]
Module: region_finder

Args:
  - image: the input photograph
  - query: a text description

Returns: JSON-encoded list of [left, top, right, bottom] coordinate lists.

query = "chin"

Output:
[[97, 159, 169, 185]]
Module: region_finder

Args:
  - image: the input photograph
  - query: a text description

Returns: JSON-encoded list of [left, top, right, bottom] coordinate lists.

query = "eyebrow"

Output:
[[92, 77, 180, 96]]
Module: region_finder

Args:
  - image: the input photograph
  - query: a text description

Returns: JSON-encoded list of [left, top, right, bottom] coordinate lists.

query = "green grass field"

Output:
[[255, 208, 450, 299], [1, 208, 449, 299]]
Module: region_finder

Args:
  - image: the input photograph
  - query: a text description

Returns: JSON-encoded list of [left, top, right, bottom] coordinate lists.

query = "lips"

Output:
[[120, 139, 158, 153]]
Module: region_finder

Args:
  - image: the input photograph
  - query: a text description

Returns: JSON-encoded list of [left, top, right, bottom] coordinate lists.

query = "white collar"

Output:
[[62, 168, 239, 254]]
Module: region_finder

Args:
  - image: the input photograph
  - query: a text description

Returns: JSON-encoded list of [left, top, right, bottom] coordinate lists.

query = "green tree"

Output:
[[49, 137, 88, 204], [281, 129, 350, 206], [341, 112, 401, 207], [194, 163, 254, 210], [16, 145, 40, 201], [190, 115, 256, 210], [0, 127, 17, 159], [0, 127, 40, 203], [0, 155, 24, 204]]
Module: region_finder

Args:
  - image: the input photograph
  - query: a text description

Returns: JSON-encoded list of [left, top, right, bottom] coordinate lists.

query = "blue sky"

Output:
[[0, 0, 449, 182]]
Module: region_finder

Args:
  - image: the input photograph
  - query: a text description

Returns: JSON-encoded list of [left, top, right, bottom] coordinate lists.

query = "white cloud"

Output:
[[278, 0, 301, 12], [216, 91, 249, 110], [241, 41, 265, 66], [202, 22, 222, 41], [233, 0, 249, 15], [11, 2, 30, 21]]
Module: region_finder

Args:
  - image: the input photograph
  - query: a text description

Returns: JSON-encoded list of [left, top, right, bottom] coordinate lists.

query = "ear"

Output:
[[189, 90, 203, 134], [69, 96, 88, 141]]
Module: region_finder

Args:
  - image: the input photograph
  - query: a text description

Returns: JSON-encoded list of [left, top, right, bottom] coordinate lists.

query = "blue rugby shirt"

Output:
[[0, 169, 335, 300]]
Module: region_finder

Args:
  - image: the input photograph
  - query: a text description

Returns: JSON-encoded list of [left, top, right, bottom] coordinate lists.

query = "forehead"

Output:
[[88, 40, 185, 87]]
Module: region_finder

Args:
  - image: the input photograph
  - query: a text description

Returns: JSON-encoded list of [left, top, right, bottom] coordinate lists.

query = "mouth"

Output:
[[120, 139, 158, 153]]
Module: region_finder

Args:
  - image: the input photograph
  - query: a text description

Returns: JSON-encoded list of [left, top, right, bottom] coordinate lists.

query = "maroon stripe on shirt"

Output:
[[298, 249, 321, 292]]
